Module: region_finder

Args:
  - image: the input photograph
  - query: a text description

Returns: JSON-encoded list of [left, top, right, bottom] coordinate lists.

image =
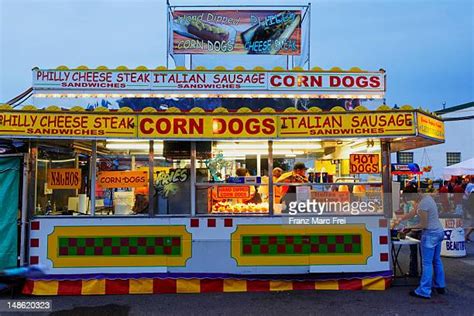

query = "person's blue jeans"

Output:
[[415, 228, 446, 298]]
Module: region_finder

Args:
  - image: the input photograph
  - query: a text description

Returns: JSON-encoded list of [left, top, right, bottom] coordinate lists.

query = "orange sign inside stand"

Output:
[[216, 186, 251, 199], [311, 191, 350, 203], [349, 154, 380, 174], [47, 168, 82, 189], [97, 171, 148, 188]]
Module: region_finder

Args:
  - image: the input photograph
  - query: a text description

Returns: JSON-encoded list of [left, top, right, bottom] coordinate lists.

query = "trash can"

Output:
[[440, 216, 466, 257]]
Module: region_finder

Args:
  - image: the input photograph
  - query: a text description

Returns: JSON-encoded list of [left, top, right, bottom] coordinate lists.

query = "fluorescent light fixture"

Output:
[[276, 139, 322, 142], [107, 139, 151, 143], [222, 150, 304, 156], [216, 143, 321, 150], [37, 158, 76, 163], [106, 143, 163, 150], [367, 146, 381, 153], [216, 144, 268, 150], [216, 140, 261, 143]]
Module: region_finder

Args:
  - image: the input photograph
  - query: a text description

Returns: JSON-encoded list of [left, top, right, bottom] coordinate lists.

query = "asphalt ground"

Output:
[[3, 242, 474, 316]]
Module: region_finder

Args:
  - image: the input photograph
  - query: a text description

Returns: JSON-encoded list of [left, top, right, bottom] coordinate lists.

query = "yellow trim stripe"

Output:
[[31, 280, 58, 296], [81, 279, 105, 295], [176, 279, 201, 293], [129, 279, 153, 294]]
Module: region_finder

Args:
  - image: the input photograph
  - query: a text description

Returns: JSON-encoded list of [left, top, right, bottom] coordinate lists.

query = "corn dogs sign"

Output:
[[138, 115, 276, 138], [217, 186, 251, 199], [0, 111, 427, 139], [97, 171, 148, 189]]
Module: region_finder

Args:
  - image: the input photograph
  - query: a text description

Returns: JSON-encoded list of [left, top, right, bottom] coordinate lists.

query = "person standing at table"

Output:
[[397, 193, 446, 299], [396, 187, 421, 277]]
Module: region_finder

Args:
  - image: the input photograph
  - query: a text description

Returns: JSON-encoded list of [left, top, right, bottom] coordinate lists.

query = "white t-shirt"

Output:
[[417, 195, 443, 230]]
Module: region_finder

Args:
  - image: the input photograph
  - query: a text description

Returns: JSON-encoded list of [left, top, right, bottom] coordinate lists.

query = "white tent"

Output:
[[443, 158, 474, 180]]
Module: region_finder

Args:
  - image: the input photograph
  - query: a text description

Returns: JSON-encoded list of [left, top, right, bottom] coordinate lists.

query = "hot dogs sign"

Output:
[[171, 10, 302, 55]]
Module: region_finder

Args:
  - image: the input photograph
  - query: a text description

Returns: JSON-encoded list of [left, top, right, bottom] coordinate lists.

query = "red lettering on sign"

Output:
[[140, 118, 154, 135], [270, 75, 282, 87]]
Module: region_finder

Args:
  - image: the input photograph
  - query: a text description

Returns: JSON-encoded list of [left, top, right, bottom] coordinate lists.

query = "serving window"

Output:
[[31, 137, 385, 217], [195, 141, 270, 215], [34, 141, 91, 216]]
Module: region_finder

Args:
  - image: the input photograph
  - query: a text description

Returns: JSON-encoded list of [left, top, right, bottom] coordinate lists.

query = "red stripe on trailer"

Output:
[[292, 281, 315, 290], [339, 279, 362, 290], [22, 280, 35, 294], [105, 279, 130, 295], [247, 280, 270, 292], [200, 279, 224, 293], [58, 280, 82, 295], [153, 279, 177, 294]]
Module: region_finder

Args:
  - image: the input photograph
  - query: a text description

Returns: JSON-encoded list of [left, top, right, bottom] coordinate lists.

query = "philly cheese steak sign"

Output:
[[0, 112, 135, 138], [0, 111, 417, 139]]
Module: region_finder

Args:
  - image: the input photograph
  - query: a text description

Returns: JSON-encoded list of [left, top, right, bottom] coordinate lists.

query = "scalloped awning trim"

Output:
[[36, 65, 384, 72], [0, 103, 441, 118]]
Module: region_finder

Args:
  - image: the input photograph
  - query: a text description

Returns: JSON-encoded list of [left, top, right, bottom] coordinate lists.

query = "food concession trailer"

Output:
[[0, 66, 445, 295]]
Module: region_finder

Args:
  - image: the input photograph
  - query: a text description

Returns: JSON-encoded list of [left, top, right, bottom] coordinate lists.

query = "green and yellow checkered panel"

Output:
[[57, 236, 182, 256], [241, 234, 362, 255]]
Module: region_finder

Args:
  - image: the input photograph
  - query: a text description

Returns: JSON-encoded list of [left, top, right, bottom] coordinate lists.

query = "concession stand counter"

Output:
[[0, 66, 445, 295]]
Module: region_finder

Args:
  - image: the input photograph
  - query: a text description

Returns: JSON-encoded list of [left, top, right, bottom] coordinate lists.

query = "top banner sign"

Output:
[[32, 69, 385, 97], [171, 10, 302, 55]]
